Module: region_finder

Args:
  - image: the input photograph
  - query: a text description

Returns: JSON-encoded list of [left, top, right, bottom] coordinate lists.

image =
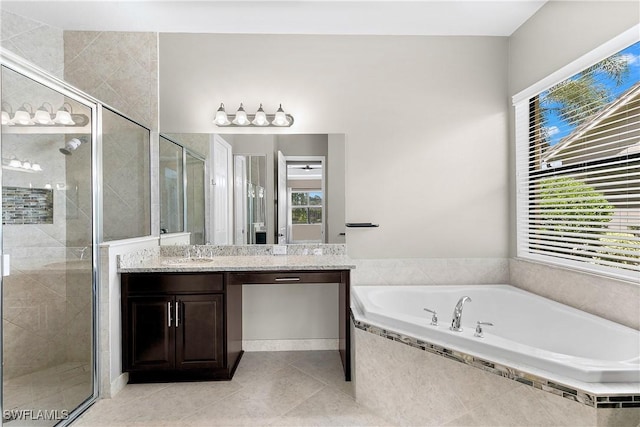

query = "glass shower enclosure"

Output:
[[1, 56, 97, 425]]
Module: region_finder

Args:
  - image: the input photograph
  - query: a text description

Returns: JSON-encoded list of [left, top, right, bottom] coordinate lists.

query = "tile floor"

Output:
[[3, 362, 93, 427], [74, 351, 393, 426]]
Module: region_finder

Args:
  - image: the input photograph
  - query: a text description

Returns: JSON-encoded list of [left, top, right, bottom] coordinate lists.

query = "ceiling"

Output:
[[1, 1, 547, 37]]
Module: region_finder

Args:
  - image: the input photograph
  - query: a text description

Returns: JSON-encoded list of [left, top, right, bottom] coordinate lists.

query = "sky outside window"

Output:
[[540, 41, 640, 148]]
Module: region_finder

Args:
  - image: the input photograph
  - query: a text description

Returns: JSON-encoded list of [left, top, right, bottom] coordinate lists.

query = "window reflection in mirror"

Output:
[[288, 159, 324, 243]]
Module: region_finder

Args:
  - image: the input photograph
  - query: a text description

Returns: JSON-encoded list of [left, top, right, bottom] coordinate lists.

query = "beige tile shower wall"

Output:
[[0, 9, 64, 78], [102, 109, 152, 241], [1, 133, 68, 379], [510, 259, 640, 330], [1, 11, 69, 379], [63, 31, 158, 131]]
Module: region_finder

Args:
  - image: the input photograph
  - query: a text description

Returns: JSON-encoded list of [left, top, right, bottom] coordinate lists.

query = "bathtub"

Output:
[[352, 284, 640, 384]]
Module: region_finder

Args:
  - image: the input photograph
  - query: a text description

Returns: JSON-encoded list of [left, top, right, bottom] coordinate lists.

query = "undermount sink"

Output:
[[161, 257, 216, 266]]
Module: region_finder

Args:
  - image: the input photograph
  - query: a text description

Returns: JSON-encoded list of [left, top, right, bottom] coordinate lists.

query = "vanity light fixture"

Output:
[[213, 103, 294, 127], [1, 101, 89, 127], [1, 102, 13, 126], [34, 102, 55, 125], [11, 103, 35, 125], [232, 103, 250, 126], [3, 156, 43, 173], [251, 104, 269, 126], [54, 102, 75, 125], [214, 103, 231, 126]]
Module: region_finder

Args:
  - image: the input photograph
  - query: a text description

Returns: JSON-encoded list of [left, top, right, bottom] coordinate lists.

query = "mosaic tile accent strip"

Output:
[[351, 311, 639, 409], [2, 186, 53, 225]]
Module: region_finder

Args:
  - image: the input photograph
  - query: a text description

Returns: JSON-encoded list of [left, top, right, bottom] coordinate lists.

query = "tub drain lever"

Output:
[[474, 321, 493, 338], [423, 308, 438, 326]]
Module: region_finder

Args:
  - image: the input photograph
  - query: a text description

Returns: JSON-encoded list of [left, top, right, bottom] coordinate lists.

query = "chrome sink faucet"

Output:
[[450, 296, 472, 332]]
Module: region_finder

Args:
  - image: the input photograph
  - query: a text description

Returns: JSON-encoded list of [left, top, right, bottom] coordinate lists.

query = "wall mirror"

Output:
[[159, 133, 345, 246]]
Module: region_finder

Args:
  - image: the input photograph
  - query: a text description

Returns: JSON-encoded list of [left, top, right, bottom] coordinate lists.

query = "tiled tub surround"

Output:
[[354, 285, 639, 384], [352, 287, 640, 427], [350, 257, 510, 286], [510, 258, 640, 331]]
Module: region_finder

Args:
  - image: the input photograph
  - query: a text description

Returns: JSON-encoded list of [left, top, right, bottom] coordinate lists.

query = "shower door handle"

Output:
[[167, 301, 172, 327]]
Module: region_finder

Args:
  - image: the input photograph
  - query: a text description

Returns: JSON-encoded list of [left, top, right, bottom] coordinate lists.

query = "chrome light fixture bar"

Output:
[[2, 156, 43, 173], [1, 101, 89, 127], [214, 103, 294, 127]]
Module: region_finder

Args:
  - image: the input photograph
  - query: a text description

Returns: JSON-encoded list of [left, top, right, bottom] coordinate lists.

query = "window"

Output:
[[291, 191, 323, 224], [515, 40, 639, 280]]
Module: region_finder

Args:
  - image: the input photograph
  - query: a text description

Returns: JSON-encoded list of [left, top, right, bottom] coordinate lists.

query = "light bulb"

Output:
[[232, 103, 249, 126], [53, 104, 75, 125], [251, 104, 269, 126], [1, 111, 11, 125], [272, 104, 290, 126], [34, 107, 54, 125], [11, 107, 34, 125], [213, 103, 230, 126]]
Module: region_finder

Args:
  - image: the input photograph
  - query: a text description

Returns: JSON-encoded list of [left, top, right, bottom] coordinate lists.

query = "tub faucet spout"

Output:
[[450, 296, 472, 332]]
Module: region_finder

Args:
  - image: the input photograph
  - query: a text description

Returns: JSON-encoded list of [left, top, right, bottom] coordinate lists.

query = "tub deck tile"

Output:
[[351, 309, 639, 411]]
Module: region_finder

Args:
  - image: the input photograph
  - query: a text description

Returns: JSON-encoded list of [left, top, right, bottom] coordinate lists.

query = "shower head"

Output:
[[60, 137, 87, 156]]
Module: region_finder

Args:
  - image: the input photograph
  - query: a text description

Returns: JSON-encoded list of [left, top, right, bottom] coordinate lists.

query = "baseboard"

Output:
[[242, 339, 339, 351], [109, 372, 129, 398]]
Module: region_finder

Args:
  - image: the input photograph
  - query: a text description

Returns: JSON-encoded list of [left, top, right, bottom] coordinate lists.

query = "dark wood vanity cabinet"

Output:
[[121, 268, 351, 383], [121, 273, 241, 382]]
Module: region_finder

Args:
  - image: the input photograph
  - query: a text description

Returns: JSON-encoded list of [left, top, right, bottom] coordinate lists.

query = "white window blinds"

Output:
[[515, 41, 640, 280]]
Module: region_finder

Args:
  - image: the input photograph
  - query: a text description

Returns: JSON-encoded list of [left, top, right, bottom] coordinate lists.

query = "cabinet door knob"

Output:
[[167, 301, 172, 328]]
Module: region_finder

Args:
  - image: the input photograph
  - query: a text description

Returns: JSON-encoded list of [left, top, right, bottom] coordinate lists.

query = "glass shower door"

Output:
[[185, 152, 205, 245], [1, 65, 96, 425]]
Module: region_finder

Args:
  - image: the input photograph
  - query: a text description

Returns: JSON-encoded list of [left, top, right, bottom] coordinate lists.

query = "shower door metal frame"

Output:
[[0, 47, 102, 426], [159, 134, 208, 243]]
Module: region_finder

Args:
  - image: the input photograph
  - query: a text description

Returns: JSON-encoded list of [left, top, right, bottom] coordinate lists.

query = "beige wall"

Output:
[[159, 34, 510, 259], [508, 1, 640, 97]]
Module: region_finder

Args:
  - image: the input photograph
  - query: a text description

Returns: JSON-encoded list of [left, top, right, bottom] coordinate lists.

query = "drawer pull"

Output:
[[275, 277, 301, 282], [167, 301, 172, 328]]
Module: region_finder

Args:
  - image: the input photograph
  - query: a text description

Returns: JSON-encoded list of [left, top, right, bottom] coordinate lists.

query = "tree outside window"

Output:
[[291, 191, 323, 224]]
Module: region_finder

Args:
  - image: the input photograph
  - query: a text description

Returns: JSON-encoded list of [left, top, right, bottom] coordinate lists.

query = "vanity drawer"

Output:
[[123, 273, 224, 294], [229, 271, 344, 285]]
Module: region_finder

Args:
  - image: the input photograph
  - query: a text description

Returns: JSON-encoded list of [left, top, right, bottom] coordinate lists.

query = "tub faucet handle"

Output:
[[474, 321, 493, 338], [423, 308, 438, 326]]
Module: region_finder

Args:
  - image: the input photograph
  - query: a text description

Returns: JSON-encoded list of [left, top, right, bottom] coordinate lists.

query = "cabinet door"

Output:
[[175, 294, 224, 370], [126, 296, 175, 371]]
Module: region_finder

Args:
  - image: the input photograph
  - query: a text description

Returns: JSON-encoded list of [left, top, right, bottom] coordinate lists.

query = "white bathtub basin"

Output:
[[352, 285, 640, 383]]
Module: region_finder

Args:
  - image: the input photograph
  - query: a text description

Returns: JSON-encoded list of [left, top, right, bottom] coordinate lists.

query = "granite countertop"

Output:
[[118, 254, 356, 273]]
